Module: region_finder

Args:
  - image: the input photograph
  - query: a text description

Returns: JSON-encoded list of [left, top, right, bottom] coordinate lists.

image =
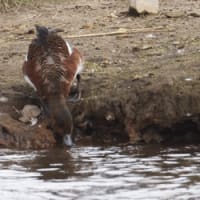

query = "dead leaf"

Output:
[[19, 105, 41, 124]]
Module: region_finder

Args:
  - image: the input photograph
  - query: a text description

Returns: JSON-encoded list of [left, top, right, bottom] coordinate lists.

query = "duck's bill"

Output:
[[63, 134, 73, 147]]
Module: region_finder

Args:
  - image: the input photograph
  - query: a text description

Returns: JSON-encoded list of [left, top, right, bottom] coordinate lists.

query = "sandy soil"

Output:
[[0, 0, 200, 148]]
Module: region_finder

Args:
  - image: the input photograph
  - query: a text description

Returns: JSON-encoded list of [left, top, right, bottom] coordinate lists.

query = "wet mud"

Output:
[[0, 0, 200, 148]]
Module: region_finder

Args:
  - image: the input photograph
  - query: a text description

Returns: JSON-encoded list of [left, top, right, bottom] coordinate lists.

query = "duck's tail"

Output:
[[35, 25, 49, 47]]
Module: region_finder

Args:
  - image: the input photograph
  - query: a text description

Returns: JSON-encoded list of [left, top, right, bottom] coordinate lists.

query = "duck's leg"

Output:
[[76, 74, 81, 99], [68, 74, 82, 103], [39, 98, 50, 118]]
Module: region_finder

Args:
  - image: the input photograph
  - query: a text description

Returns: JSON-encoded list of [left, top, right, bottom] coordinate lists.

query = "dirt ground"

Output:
[[0, 0, 200, 148]]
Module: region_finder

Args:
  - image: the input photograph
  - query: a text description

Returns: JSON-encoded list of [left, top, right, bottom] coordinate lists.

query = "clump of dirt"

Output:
[[0, 0, 200, 148], [0, 113, 56, 149]]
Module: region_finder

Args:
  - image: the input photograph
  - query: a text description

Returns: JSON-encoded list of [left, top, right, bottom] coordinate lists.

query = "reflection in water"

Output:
[[1, 144, 200, 199], [22, 148, 77, 180]]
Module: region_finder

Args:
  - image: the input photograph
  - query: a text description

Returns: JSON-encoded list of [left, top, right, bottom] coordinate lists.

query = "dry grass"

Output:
[[0, 0, 37, 11], [0, 0, 65, 11]]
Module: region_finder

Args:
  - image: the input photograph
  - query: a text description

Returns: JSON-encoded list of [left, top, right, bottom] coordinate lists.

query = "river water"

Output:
[[1, 144, 200, 200]]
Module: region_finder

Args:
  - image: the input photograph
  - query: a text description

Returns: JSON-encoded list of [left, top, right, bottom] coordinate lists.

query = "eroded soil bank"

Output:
[[0, 0, 200, 148]]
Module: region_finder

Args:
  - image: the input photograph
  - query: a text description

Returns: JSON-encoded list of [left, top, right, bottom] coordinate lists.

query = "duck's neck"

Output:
[[47, 94, 73, 136]]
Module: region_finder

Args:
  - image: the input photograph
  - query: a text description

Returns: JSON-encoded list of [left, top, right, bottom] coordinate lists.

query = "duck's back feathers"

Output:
[[24, 25, 76, 97], [23, 26, 84, 99], [28, 25, 70, 62]]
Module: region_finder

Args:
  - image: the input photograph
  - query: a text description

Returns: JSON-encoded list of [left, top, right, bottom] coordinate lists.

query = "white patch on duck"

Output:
[[77, 57, 84, 74], [73, 57, 84, 82], [65, 41, 73, 56], [46, 56, 55, 65], [25, 54, 28, 61], [65, 42, 84, 81], [24, 75, 37, 91]]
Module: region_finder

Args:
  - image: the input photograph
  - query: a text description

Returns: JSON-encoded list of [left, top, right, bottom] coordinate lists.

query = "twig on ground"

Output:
[[65, 26, 170, 39]]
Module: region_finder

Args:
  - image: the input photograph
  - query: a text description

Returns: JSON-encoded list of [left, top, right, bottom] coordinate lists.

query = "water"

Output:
[[1, 144, 200, 200]]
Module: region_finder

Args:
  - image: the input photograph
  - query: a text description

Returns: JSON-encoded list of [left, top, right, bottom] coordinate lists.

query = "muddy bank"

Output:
[[71, 59, 200, 144], [0, 113, 56, 148], [1, 57, 200, 148], [0, 0, 200, 148]]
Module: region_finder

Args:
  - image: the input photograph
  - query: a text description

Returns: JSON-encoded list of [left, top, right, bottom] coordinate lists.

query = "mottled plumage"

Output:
[[22, 25, 84, 146]]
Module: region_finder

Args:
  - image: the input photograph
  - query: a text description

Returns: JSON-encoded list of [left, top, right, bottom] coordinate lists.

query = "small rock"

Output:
[[53, 28, 64, 33], [185, 77, 193, 82], [129, 0, 159, 15], [105, 112, 115, 121], [172, 41, 180, 45], [173, 41, 185, 49], [146, 33, 156, 39], [110, 12, 118, 18], [0, 96, 8, 103], [132, 45, 140, 52], [186, 113, 192, 117], [177, 48, 185, 55], [26, 29, 34, 34], [80, 24, 93, 30], [117, 28, 128, 33], [141, 45, 152, 50], [165, 11, 185, 18], [189, 12, 200, 18]]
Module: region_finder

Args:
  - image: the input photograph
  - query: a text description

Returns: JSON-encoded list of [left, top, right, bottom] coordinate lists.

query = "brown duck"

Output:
[[22, 25, 84, 146]]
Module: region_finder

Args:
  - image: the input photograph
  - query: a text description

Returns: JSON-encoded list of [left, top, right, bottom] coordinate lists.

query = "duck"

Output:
[[22, 25, 84, 146]]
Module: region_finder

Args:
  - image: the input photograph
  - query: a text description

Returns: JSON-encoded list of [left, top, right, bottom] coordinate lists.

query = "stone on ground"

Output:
[[129, 0, 159, 14]]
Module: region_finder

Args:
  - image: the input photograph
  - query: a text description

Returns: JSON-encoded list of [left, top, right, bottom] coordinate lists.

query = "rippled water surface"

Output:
[[1, 144, 200, 200]]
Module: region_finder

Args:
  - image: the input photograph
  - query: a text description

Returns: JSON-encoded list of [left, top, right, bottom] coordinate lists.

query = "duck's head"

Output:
[[47, 94, 74, 147]]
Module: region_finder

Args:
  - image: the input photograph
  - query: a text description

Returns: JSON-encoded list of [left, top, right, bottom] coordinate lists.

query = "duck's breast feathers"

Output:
[[71, 48, 84, 75], [22, 60, 41, 92]]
